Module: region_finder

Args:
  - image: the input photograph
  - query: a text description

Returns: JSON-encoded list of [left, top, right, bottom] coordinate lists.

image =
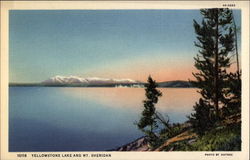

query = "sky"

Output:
[[9, 10, 241, 83]]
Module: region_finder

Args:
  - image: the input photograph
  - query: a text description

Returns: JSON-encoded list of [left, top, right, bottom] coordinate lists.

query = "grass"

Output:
[[159, 122, 241, 151], [188, 123, 241, 151]]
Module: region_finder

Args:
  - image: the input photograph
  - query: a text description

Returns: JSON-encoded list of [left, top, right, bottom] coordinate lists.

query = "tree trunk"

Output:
[[232, 11, 240, 80], [155, 112, 170, 130], [214, 9, 219, 118]]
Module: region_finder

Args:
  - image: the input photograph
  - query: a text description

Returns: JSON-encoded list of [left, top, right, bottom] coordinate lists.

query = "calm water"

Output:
[[9, 87, 199, 151]]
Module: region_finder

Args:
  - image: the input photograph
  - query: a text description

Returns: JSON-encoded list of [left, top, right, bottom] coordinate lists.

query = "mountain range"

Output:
[[41, 75, 140, 86], [10, 75, 194, 88]]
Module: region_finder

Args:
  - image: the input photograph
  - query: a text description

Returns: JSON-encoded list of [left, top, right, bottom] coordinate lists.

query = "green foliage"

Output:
[[145, 130, 164, 149], [157, 113, 242, 151], [161, 139, 191, 151], [160, 123, 241, 151], [160, 123, 186, 140], [215, 134, 241, 151], [188, 98, 217, 135], [192, 8, 235, 112], [181, 123, 241, 151], [223, 71, 241, 115], [134, 9, 241, 152], [137, 75, 162, 148], [190, 8, 237, 135]]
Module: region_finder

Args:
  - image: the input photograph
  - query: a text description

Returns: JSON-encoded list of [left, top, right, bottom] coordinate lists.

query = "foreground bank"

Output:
[[113, 113, 241, 151]]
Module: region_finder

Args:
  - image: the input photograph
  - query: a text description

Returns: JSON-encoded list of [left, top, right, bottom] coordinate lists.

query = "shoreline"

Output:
[[112, 113, 241, 151]]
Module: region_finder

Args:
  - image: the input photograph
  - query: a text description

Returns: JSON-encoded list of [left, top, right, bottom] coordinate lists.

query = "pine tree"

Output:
[[188, 98, 217, 135], [189, 9, 235, 134], [223, 10, 241, 115], [232, 10, 240, 80], [192, 8, 235, 117], [137, 75, 162, 146], [224, 72, 241, 114], [223, 10, 241, 114]]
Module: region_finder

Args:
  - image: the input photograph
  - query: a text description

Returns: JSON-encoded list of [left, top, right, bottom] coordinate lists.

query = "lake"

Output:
[[9, 87, 200, 151]]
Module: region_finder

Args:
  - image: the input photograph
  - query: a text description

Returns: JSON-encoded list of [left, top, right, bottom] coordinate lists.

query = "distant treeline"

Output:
[[9, 81, 194, 88]]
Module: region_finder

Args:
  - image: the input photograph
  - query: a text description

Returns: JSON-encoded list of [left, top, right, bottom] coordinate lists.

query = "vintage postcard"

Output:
[[1, 1, 249, 160]]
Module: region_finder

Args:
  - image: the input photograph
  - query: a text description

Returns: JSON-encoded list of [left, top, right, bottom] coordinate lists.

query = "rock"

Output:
[[188, 138, 196, 145], [114, 137, 150, 151]]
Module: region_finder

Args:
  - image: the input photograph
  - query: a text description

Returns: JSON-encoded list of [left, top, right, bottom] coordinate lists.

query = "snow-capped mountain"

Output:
[[42, 75, 139, 85]]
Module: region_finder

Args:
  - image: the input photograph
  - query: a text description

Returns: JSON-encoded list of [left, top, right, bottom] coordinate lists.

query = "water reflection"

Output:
[[9, 87, 200, 151], [60, 88, 200, 119]]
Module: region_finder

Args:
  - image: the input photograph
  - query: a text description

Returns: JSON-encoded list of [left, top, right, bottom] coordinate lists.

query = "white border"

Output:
[[1, 1, 249, 160]]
